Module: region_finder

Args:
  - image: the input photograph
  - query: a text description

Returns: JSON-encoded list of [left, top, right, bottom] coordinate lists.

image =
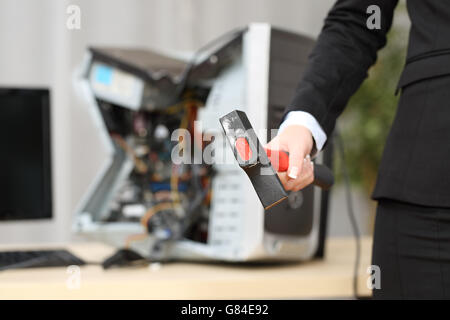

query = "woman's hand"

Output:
[[266, 125, 315, 192]]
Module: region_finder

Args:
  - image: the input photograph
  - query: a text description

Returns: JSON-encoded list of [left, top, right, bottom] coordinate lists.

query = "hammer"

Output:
[[219, 110, 334, 210]]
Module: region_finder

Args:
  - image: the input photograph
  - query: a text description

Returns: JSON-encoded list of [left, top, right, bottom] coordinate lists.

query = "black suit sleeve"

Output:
[[284, 0, 399, 137]]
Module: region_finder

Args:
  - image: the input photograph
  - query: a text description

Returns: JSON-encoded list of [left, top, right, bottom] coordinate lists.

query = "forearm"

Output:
[[283, 0, 398, 137]]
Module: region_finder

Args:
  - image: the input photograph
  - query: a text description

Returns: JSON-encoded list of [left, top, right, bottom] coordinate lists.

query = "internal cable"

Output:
[[141, 202, 174, 230], [112, 134, 148, 173], [124, 202, 175, 248], [171, 104, 192, 205], [124, 233, 148, 249], [335, 130, 362, 299]]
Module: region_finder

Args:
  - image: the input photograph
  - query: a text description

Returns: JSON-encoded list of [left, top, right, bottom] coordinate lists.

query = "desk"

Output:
[[0, 237, 372, 299]]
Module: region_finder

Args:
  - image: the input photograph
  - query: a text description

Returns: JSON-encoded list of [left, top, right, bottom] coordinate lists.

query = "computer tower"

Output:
[[73, 23, 331, 262]]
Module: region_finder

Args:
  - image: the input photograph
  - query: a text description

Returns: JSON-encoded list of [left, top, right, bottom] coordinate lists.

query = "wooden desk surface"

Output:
[[0, 237, 372, 299]]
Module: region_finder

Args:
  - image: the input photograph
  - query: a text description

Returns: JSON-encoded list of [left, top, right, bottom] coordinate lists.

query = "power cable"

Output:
[[335, 130, 362, 299]]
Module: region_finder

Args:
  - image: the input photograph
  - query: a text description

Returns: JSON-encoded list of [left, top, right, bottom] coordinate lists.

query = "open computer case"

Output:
[[73, 23, 332, 262]]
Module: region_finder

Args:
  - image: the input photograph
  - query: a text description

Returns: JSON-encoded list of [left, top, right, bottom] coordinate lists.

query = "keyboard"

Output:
[[0, 249, 86, 271]]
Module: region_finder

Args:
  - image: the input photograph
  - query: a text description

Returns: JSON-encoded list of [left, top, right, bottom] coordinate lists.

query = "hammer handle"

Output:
[[264, 148, 334, 190], [312, 164, 334, 191]]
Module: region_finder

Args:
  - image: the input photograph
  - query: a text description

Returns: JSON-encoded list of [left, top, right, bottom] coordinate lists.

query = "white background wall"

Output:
[[0, 0, 358, 243]]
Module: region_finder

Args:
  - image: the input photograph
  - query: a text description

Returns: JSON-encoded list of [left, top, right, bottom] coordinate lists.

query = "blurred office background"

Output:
[[0, 0, 408, 243]]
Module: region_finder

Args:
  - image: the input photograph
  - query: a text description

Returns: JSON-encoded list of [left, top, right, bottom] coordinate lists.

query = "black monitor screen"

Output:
[[0, 88, 52, 220]]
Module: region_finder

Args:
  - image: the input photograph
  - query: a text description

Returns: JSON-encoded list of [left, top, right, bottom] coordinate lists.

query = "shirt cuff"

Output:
[[278, 111, 327, 152]]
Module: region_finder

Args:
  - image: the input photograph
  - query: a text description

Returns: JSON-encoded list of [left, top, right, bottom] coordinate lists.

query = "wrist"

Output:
[[278, 110, 327, 153]]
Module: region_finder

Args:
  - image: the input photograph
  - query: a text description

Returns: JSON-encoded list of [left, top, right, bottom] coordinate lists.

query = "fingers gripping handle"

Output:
[[264, 148, 334, 190]]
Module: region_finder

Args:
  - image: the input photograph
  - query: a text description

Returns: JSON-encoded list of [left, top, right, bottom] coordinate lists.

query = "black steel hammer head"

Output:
[[219, 110, 288, 210]]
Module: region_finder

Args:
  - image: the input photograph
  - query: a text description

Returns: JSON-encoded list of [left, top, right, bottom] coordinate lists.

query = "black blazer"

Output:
[[284, 0, 450, 207]]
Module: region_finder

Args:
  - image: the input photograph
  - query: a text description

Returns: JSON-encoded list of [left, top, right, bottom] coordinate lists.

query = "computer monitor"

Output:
[[0, 88, 52, 221]]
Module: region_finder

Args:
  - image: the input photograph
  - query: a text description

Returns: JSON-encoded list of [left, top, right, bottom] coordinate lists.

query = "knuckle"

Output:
[[292, 179, 305, 191], [294, 182, 306, 192], [285, 184, 294, 191]]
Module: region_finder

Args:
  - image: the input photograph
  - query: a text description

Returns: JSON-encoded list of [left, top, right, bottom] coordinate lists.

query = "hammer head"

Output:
[[219, 110, 288, 210]]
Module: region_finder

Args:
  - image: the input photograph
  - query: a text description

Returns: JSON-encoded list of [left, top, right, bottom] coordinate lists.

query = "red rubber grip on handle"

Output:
[[264, 148, 289, 172]]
